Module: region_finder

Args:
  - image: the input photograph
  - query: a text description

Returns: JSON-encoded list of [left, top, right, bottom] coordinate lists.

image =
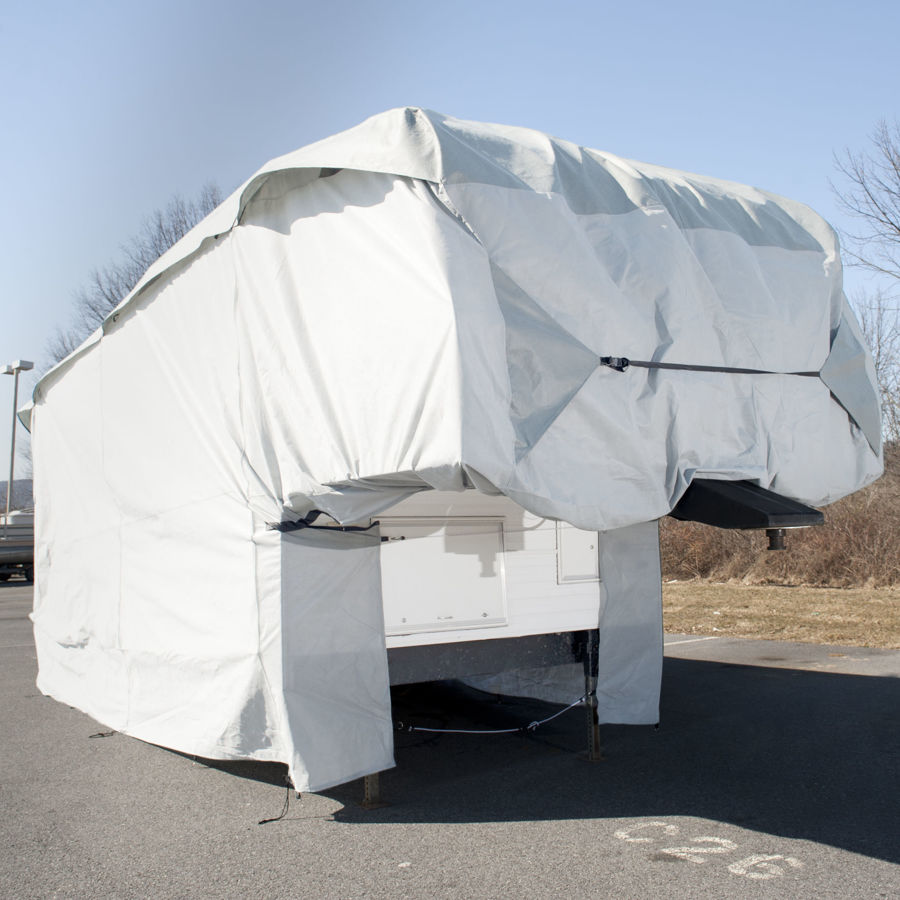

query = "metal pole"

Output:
[[582, 628, 603, 761], [4, 368, 19, 541]]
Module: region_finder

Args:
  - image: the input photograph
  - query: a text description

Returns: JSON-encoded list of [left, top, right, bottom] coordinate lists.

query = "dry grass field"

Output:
[[660, 444, 900, 588], [663, 581, 900, 649], [660, 444, 899, 648]]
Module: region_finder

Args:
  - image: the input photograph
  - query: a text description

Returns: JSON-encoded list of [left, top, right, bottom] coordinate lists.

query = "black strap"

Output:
[[599, 357, 819, 377], [269, 510, 379, 534]]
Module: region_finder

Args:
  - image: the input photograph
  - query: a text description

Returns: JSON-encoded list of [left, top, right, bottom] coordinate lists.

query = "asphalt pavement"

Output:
[[2, 581, 898, 899]]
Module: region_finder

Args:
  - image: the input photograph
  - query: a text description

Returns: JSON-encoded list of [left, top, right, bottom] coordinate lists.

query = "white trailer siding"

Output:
[[377, 491, 603, 649]]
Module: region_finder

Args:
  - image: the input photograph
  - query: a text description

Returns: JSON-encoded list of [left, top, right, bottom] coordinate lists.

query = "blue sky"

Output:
[[2, 0, 898, 472]]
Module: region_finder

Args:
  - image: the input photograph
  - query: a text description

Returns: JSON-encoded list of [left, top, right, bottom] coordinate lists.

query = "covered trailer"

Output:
[[24, 109, 882, 791]]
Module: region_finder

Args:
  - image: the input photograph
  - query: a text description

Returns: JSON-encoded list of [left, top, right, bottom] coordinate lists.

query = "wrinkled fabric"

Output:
[[27, 109, 882, 789]]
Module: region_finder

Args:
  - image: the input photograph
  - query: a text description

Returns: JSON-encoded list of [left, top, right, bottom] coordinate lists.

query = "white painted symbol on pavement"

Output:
[[728, 854, 804, 880], [614, 822, 679, 843], [659, 836, 738, 863], [613, 821, 804, 880]]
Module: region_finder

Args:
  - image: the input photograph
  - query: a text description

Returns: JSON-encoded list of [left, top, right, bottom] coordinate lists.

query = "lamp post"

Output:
[[3, 360, 33, 540]]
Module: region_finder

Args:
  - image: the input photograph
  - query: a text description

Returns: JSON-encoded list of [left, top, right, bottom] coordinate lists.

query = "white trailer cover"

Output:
[[26, 109, 882, 790]]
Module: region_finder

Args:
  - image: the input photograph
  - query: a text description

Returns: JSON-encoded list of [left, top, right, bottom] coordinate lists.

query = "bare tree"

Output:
[[48, 183, 223, 365], [834, 119, 900, 282], [834, 121, 900, 444], [852, 290, 900, 442]]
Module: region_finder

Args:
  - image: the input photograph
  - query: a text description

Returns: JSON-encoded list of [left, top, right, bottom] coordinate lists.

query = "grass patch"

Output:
[[663, 581, 900, 649]]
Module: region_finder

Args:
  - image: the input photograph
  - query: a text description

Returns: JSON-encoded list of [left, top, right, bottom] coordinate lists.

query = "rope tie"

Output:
[[395, 692, 590, 736]]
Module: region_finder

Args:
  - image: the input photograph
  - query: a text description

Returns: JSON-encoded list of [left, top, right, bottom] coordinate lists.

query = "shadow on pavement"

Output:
[[169, 752, 290, 788], [171, 654, 898, 865], [312, 660, 898, 866]]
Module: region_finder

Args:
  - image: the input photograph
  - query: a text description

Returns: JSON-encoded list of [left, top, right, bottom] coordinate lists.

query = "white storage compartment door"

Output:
[[556, 522, 600, 583], [379, 517, 508, 635]]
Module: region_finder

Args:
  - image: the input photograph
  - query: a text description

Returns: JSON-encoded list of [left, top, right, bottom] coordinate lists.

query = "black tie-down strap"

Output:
[[269, 510, 379, 534], [599, 357, 820, 377]]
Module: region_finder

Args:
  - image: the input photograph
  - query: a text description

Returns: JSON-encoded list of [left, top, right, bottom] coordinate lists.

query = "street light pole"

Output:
[[3, 360, 33, 540]]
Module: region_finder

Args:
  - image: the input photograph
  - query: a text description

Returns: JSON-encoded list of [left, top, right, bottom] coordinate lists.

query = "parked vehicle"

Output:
[[0, 508, 34, 582], [24, 109, 882, 793]]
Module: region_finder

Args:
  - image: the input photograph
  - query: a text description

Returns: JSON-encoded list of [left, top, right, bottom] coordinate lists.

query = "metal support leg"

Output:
[[585, 689, 603, 761], [582, 628, 604, 762], [359, 771, 390, 809]]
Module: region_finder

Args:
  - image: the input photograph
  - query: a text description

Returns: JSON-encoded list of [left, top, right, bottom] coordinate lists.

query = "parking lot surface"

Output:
[[2, 582, 898, 899]]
